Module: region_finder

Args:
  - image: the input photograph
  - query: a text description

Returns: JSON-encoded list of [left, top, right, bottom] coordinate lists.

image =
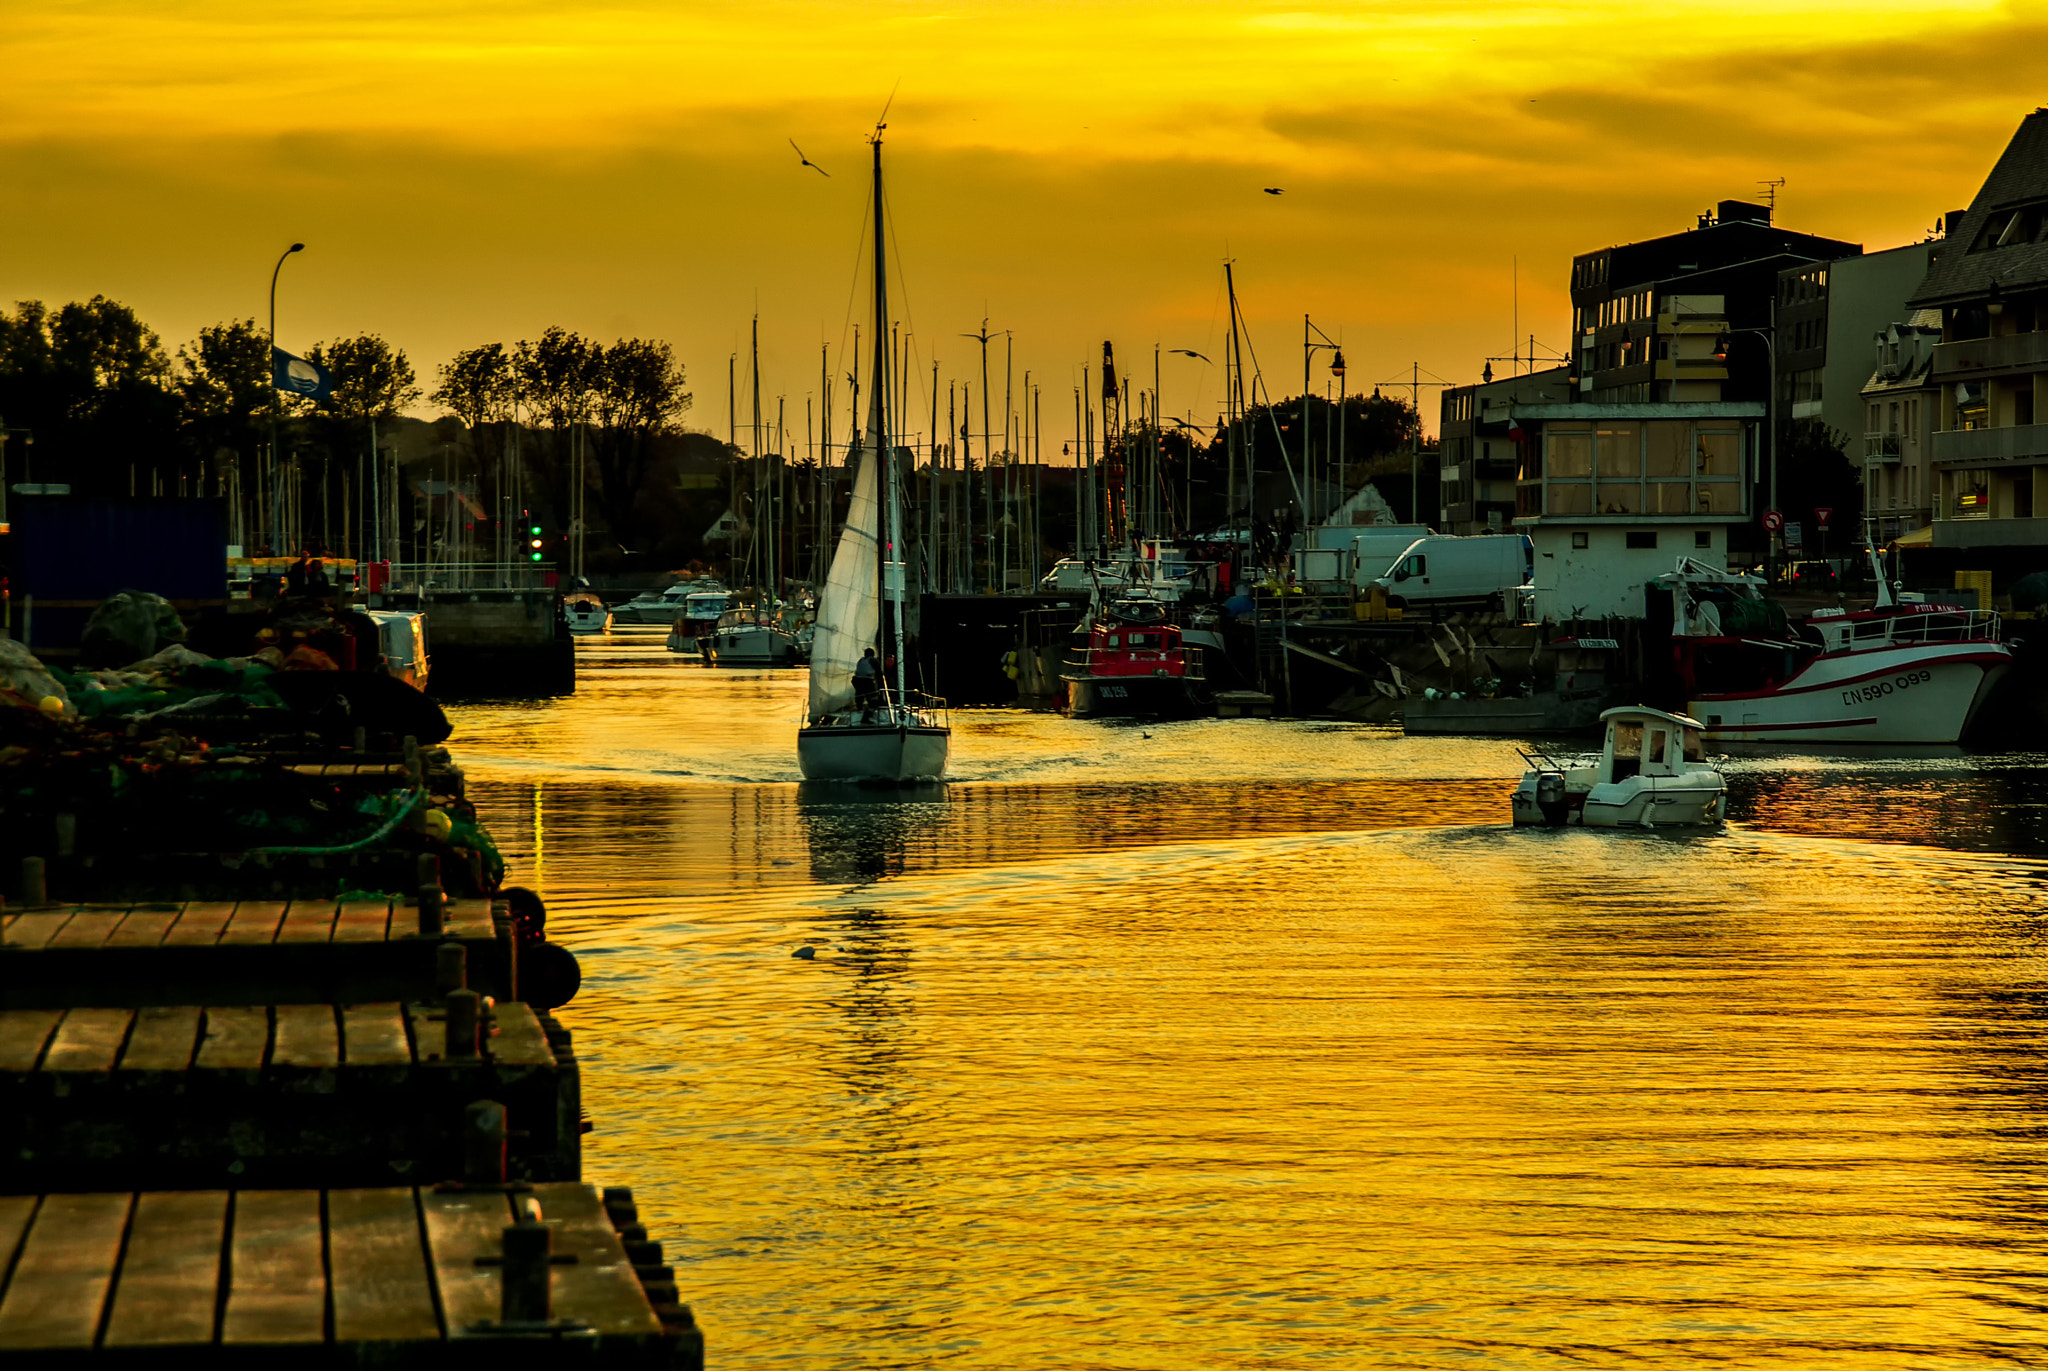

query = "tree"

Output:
[[433, 343, 513, 431], [589, 338, 691, 554], [1776, 418, 1862, 546], [306, 334, 421, 421], [0, 296, 176, 493], [176, 319, 270, 493], [511, 327, 602, 537]]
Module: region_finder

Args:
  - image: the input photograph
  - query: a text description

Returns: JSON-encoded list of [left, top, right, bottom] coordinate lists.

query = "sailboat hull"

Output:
[[797, 722, 951, 782]]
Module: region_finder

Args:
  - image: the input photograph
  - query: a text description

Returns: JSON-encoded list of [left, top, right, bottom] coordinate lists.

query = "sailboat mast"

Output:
[[863, 130, 908, 705]]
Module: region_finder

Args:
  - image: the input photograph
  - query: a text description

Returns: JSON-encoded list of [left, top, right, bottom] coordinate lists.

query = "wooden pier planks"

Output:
[[40, 1007, 133, 1072], [0, 1193, 132, 1351], [101, 1192, 227, 1348], [0, 897, 517, 1010], [222, 1190, 328, 1345], [118, 1007, 203, 1072], [0, 1010, 62, 1071], [422, 1189, 511, 1337], [0, 1186, 681, 1362], [531, 1182, 664, 1337], [196, 1007, 271, 1070], [328, 1188, 440, 1344]]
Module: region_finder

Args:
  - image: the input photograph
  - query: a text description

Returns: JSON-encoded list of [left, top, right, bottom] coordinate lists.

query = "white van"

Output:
[[1348, 529, 1437, 584], [1363, 535, 1532, 610]]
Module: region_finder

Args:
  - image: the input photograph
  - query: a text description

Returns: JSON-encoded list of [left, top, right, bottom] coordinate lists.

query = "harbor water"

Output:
[[449, 637, 2048, 1368]]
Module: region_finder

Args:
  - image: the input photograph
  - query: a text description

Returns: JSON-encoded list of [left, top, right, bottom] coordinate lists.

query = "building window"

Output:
[[1626, 531, 1658, 549], [1547, 430, 1594, 478], [1694, 531, 1712, 549], [1572, 531, 1589, 549]]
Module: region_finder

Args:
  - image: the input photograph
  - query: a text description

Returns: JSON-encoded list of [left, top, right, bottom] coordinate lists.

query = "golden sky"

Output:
[[4, 1, 2045, 446]]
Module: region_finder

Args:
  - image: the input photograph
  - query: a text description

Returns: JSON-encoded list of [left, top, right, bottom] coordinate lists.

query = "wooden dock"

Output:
[[0, 897, 517, 1009], [0, 1182, 697, 1367], [1, 998, 580, 1189]]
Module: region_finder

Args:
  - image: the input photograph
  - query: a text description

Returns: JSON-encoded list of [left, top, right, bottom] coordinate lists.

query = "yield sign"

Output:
[[1814, 506, 1834, 529]]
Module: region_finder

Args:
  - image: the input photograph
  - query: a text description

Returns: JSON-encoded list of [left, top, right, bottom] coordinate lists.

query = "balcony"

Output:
[[1930, 422, 2048, 466], [1932, 330, 2048, 378], [1864, 432, 1901, 463]]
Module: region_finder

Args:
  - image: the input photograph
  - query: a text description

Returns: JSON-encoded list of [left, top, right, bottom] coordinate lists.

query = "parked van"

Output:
[[1361, 534, 1532, 610], [1348, 529, 1437, 583]]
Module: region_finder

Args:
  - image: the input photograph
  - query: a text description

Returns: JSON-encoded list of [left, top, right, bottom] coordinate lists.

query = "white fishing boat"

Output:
[[562, 593, 611, 636], [797, 125, 950, 784], [1660, 552, 2010, 744], [1511, 706, 1726, 828]]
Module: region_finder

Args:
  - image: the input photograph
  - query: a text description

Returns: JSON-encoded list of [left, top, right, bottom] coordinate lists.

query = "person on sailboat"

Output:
[[853, 647, 881, 718]]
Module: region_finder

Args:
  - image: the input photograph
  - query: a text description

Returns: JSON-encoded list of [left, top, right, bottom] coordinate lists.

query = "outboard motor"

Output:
[[1536, 771, 1569, 827]]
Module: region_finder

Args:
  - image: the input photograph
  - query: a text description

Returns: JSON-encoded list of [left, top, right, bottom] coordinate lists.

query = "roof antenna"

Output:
[[1757, 177, 1785, 218]]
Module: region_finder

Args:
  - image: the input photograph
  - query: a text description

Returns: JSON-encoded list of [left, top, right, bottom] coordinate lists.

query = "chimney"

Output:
[[1715, 199, 1772, 226], [1941, 210, 1968, 238]]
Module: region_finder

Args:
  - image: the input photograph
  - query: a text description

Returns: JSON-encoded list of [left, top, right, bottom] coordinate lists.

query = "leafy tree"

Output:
[[0, 296, 176, 493], [589, 338, 691, 552], [306, 334, 420, 421], [1775, 418, 1862, 542], [176, 319, 270, 492], [433, 343, 513, 431]]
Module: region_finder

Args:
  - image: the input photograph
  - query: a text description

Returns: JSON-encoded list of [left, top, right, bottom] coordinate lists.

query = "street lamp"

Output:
[[1716, 322, 1778, 580], [268, 242, 305, 556], [1304, 317, 1343, 522]]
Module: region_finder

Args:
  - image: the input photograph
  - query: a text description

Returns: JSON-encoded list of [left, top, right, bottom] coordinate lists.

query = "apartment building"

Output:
[[1907, 108, 2048, 568]]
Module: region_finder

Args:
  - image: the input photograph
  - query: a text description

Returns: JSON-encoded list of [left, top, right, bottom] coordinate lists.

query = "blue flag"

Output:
[[272, 345, 333, 401]]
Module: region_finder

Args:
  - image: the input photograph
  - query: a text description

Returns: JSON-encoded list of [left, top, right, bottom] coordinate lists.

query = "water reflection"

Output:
[[441, 644, 2048, 1368]]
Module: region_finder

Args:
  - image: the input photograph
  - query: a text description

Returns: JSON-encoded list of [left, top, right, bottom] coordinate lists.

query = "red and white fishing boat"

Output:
[[1660, 556, 2010, 745], [1062, 600, 1208, 717]]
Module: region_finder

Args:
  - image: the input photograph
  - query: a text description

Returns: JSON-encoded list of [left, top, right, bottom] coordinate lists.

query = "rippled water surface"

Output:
[[447, 635, 2048, 1368]]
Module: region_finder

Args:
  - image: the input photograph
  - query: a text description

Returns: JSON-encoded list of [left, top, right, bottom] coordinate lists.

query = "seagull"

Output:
[[1169, 348, 1211, 363], [789, 139, 830, 177], [1262, 187, 1284, 196]]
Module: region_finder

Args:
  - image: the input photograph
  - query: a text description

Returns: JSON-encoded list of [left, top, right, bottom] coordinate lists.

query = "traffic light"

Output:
[[529, 522, 544, 562]]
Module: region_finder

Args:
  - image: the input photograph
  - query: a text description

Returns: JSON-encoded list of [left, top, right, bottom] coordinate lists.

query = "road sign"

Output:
[[1784, 522, 1804, 550], [1761, 509, 1784, 533], [1814, 506, 1834, 529]]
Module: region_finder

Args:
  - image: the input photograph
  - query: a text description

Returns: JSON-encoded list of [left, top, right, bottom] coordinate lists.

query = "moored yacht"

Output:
[[665, 586, 735, 654]]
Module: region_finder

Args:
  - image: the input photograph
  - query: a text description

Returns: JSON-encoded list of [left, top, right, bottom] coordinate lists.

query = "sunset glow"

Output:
[[5, 1, 2043, 438]]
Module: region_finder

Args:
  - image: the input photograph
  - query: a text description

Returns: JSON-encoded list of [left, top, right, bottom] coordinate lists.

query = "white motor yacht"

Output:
[[665, 587, 734, 654], [1512, 705, 1726, 828], [562, 593, 612, 636]]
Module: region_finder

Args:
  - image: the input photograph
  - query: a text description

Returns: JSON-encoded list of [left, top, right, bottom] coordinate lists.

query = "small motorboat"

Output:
[[562, 593, 612, 636], [1511, 705, 1725, 828], [665, 587, 734, 654]]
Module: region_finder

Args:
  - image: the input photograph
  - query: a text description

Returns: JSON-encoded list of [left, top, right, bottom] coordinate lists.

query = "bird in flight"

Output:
[[1169, 349, 1212, 363], [1262, 187, 1284, 196], [789, 138, 830, 177]]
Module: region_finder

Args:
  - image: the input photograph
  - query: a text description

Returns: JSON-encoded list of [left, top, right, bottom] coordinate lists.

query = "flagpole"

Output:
[[268, 242, 303, 555]]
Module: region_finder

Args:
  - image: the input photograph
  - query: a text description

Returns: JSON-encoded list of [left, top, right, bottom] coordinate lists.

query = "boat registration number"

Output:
[[1100, 685, 1128, 699], [1842, 668, 1931, 706]]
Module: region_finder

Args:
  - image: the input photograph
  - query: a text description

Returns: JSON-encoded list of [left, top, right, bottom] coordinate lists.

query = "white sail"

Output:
[[806, 440, 881, 720]]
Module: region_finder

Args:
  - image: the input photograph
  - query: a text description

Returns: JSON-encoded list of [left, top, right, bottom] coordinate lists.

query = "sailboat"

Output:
[[796, 125, 951, 783]]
